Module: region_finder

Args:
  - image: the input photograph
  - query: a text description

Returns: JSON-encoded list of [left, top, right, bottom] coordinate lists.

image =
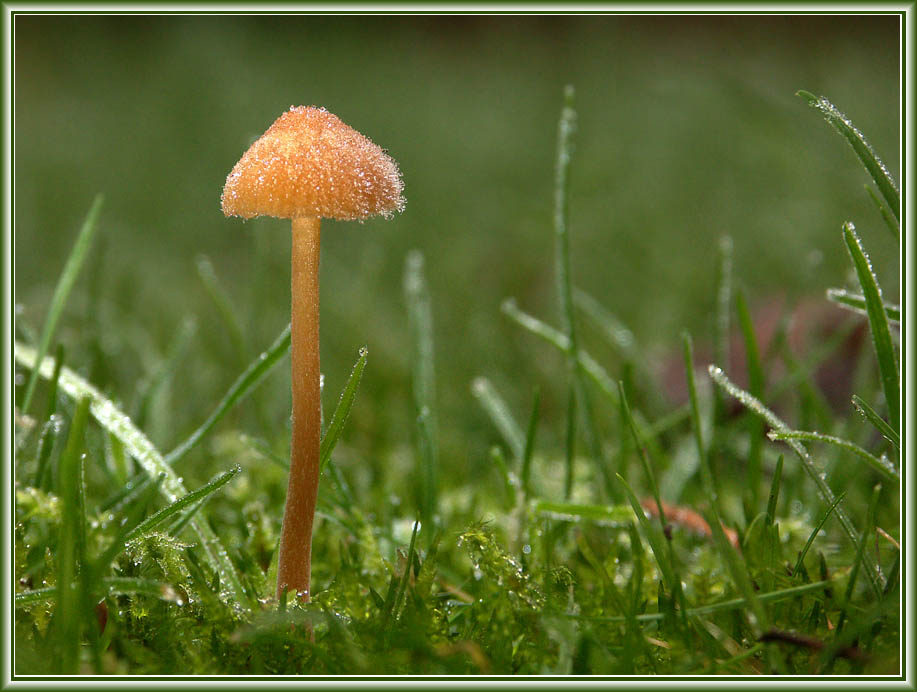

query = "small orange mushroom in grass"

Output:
[[222, 106, 404, 601]]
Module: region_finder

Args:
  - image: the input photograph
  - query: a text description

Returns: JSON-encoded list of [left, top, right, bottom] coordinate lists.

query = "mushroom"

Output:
[[221, 106, 404, 601]]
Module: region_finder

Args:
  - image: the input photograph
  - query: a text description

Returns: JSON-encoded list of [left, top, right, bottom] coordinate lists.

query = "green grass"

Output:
[[13, 77, 900, 677]]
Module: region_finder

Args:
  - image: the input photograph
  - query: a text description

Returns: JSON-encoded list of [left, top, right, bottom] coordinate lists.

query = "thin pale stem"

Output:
[[276, 215, 322, 601]]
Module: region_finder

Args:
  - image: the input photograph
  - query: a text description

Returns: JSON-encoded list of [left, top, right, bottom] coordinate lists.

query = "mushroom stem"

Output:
[[277, 214, 322, 601]]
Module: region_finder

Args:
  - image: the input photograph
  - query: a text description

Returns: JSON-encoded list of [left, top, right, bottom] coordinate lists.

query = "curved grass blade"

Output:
[[709, 365, 882, 596], [826, 288, 899, 323], [165, 323, 291, 464], [471, 376, 524, 462], [797, 91, 899, 219], [14, 341, 247, 606], [501, 298, 618, 402], [20, 195, 103, 415], [843, 223, 899, 432], [852, 394, 899, 450], [768, 429, 898, 483], [319, 347, 368, 475]]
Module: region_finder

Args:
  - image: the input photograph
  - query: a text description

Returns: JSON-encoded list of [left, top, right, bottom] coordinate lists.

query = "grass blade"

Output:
[[576, 290, 662, 410], [574, 580, 831, 624], [238, 433, 289, 470], [535, 499, 634, 526], [54, 395, 91, 673], [835, 484, 881, 637], [384, 520, 420, 627], [704, 502, 769, 636], [682, 332, 714, 497], [550, 87, 610, 499], [767, 429, 898, 483], [618, 383, 663, 519], [765, 456, 784, 528], [42, 344, 66, 424], [33, 415, 62, 490], [573, 289, 638, 359], [196, 254, 247, 363], [736, 288, 765, 506], [520, 387, 540, 500], [688, 332, 771, 641], [16, 577, 177, 607], [319, 347, 368, 475], [501, 298, 618, 403], [104, 466, 241, 567], [851, 394, 899, 450], [617, 384, 689, 624], [709, 365, 882, 597], [713, 236, 734, 424], [165, 323, 291, 465], [826, 288, 899, 323], [14, 340, 248, 606], [797, 91, 899, 220], [20, 195, 103, 415], [167, 497, 209, 538], [843, 223, 899, 432], [489, 446, 517, 508], [563, 386, 576, 499], [471, 376, 524, 462], [792, 492, 846, 578], [863, 184, 899, 241], [133, 316, 197, 429], [616, 474, 680, 610], [404, 250, 438, 531], [553, 84, 578, 348]]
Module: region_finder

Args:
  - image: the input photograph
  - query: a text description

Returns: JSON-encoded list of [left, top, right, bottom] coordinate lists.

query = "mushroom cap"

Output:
[[221, 106, 405, 221]]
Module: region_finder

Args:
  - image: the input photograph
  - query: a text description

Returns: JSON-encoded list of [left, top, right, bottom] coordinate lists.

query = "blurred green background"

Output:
[[14, 15, 900, 489]]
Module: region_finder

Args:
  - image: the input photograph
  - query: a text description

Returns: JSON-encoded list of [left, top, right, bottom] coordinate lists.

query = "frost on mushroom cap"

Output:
[[221, 106, 405, 222]]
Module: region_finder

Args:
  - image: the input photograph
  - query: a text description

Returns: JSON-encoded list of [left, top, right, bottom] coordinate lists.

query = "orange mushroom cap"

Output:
[[221, 106, 405, 221]]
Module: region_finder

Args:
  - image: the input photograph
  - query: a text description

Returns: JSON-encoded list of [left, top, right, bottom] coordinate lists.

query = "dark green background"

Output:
[[14, 14, 900, 477]]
